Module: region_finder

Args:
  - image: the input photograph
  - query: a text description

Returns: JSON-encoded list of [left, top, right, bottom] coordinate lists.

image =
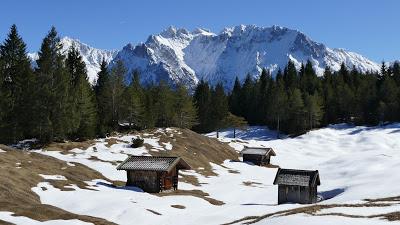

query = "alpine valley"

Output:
[[29, 25, 380, 89]]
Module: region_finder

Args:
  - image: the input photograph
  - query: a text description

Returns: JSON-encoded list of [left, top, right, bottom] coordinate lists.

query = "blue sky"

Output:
[[0, 0, 398, 62]]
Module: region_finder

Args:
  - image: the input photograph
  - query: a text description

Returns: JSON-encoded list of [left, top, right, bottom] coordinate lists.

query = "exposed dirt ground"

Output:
[[0, 144, 116, 225]]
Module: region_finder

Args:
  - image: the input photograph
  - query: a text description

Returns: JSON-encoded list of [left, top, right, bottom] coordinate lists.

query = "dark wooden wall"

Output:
[[126, 167, 180, 193], [278, 185, 318, 204], [243, 154, 270, 165], [127, 170, 160, 193]]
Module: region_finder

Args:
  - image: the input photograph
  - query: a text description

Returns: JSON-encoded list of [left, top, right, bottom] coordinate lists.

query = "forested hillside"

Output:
[[0, 25, 399, 144]]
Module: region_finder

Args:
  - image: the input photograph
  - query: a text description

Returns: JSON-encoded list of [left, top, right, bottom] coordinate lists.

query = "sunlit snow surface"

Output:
[[2, 125, 400, 224]]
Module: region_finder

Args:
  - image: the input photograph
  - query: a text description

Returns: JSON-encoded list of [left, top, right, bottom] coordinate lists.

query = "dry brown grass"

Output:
[[0, 128, 239, 223], [156, 189, 225, 206], [224, 200, 399, 225], [242, 181, 262, 187], [44, 140, 96, 153], [171, 205, 186, 209], [0, 144, 115, 225], [140, 128, 239, 177], [104, 138, 128, 148], [0, 220, 14, 225]]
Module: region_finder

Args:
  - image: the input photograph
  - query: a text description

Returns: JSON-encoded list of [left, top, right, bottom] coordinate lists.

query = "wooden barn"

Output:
[[240, 147, 276, 166], [273, 168, 320, 204], [117, 156, 191, 193]]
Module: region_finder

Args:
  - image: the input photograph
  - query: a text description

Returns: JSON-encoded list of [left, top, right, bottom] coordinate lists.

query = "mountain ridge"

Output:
[[28, 25, 381, 88]]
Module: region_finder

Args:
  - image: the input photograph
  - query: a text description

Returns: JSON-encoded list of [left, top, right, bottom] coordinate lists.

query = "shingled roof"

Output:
[[241, 147, 276, 156], [273, 168, 320, 187], [116, 156, 191, 173]]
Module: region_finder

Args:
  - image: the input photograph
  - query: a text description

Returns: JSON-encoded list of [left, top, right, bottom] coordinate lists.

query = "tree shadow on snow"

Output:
[[96, 181, 144, 192]]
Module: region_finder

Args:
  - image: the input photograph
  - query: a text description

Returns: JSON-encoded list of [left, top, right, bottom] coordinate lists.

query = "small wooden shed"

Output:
[[273, 168, 320, 204], [240, 147, 276, 166], [117, 156, 191, 193]]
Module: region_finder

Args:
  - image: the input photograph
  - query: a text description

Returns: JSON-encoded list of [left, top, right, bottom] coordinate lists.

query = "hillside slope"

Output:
[[1, 125, 400, 225]]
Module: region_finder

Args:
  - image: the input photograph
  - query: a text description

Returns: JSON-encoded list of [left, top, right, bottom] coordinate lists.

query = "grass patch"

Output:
[[171, 205, 186, 209], [156, 189, 225, 206], [0, 144, 115, 225]]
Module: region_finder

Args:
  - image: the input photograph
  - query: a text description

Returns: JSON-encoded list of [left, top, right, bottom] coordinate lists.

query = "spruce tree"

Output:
[[94, 59, 112, 136], [153, 81, 175, 127], [193, 79, 212, 132], [109, 60, 126, 129], [304, 93, 323, 129], [121, 70, 144, 129], [0, 24, 34, 143], [286, 88, 305, 134], [229, 76, 242, 117], [267, 77, 287, 138], [258, 68, 273, 124], [210, 82, 229, 137], [241, 74, 256, 123], [34, 27, 69, 142], [173, 84, 198, 129], [66, 45, 97, 139]]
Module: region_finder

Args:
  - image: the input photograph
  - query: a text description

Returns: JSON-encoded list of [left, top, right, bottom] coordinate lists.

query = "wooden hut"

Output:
[[273, 168, 320, 204], [240, 147, 276, 166], [117, 156, 191, 193]]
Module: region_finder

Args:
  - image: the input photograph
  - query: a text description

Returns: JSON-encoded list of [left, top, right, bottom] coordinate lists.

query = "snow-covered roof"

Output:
[[116, 156, 190, 172], [273, 168, 320, 187], [241, 147, 276, 156]]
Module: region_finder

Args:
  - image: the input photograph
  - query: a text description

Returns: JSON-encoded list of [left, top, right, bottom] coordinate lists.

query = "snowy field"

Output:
[[2, 124, 400, 224]]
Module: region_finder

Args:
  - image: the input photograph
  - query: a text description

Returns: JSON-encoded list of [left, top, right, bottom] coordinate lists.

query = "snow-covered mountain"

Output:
[[29, 25, 381, 88], [29, 37, 118, 84], [112, 25, 379, 89]]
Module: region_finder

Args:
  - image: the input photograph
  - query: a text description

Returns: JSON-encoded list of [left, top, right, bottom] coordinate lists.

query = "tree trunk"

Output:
[[277, 115, 280, 139]]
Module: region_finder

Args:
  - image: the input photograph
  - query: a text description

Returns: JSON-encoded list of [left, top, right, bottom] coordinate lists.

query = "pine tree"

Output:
[[300, 60, 320, 95], [109, 60, 126, 129], [304, 93, 323, 129], [283, 60, 298, 91], [321, 66, 338, 124], [121, 70, 144, 129], [229, 76, 242, 117], [241, 74, 256, 123], [378, 75, 398, 122], [392, 61, 400, 85], [66, 45, 97, 139], [287, 88, 305, 134], [223, 112, 247, 138], [257, 68, 271, 124], [94, 59, 112, 136], [0, 24, 34, 143], [267, 74, 287, 138], [142, 85, 157, 129], [193, 79, 212, 132], [210, 82, 229, 137], [33, 27, 70, 142], [173, 84, 198, 129]]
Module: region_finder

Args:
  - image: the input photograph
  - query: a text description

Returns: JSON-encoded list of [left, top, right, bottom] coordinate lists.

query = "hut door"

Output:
[[287, 186, 300, 203], [163, 176, 172, 189]]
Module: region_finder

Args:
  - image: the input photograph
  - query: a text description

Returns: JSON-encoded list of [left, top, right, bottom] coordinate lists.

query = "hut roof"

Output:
[[116, 156, 191, 173], [241, 147, 276, 156], [273, 168, 320, 187]]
